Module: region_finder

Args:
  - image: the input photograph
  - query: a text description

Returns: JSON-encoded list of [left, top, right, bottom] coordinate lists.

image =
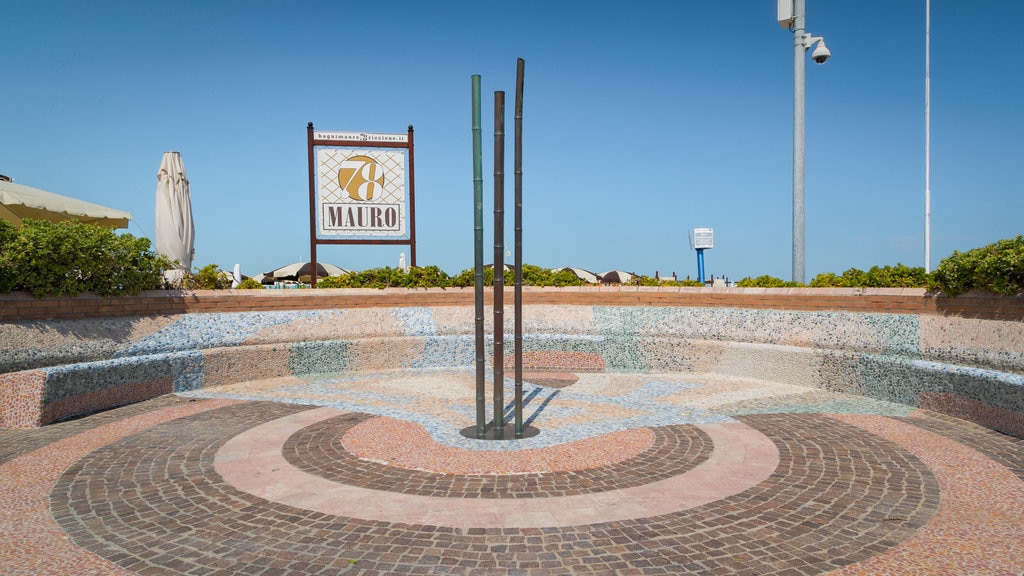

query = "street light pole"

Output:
[[925, 0, 932, 272], [792, 0, 807, 284]]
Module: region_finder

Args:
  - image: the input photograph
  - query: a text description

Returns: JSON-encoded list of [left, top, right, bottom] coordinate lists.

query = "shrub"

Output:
[[932, 235, 1024, 296], [182, 263, 233, 290], [809, 272, 842, 287], [451, 267, 512, 288], [810, 264, 927, 288], [314, 275, 346, 288], [629, 275, 697, 287], [236, 278, 264, 289], [317, 266, 452, 289], [736, 275, 803, 288], [1, 219, 169, 297], [0, 220, 17, 293], [521, 265, 586, 287]]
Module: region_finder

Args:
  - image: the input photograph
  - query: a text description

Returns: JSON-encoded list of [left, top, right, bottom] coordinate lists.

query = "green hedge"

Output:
[[931, 235, 1024, 296], [0, 219, 169, 297], [3, 218, 1020, 298], [809, 263, 928, 288]]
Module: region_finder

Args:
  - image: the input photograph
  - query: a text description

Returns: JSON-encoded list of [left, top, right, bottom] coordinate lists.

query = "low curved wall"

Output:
[[1, 288, 1022, 437]]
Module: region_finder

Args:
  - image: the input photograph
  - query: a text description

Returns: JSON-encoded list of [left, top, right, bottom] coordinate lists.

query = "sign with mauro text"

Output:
[[316, 148, 407, 238]]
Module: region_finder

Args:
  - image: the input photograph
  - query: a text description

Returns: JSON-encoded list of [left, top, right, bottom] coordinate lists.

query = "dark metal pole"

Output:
[[307, 122, 318, 288], [406, 125, 417, 267], [493, 90, 505, 439], [472, 76, 486, 439], [513, 58, 525, 438]]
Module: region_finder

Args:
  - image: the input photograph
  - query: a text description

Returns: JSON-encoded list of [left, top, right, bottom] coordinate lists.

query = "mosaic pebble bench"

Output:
[[1, 288, 1022, 438]]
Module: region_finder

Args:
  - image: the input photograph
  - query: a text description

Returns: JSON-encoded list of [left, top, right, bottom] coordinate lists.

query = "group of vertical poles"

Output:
[[471, 60, 526, 440]]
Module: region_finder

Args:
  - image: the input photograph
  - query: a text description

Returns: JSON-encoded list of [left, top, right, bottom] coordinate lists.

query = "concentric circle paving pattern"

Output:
[[284, 413, 713, 497], [47, 401, 951, 575]]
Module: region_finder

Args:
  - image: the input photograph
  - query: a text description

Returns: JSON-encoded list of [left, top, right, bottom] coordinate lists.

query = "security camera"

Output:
[[811, 40, 830, 64]]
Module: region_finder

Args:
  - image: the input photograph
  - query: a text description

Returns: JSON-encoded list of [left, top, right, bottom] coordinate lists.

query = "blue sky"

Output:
[[3, 1, 1022, 282]]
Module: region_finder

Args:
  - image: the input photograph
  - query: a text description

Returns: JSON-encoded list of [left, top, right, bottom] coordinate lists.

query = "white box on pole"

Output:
[[694, 228, 714, 250]]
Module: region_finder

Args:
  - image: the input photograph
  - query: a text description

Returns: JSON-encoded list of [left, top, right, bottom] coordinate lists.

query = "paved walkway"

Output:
[[1, 370, 1023, 575]]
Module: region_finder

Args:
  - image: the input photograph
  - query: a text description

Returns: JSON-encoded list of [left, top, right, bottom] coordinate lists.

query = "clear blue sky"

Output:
[[3, 1, 1022, 281]]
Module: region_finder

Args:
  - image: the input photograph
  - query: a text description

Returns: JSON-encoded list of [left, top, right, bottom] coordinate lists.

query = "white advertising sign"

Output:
[[316, 148, 407, 238], [313, 131, 408, 144], [694, 228, 714, 249]]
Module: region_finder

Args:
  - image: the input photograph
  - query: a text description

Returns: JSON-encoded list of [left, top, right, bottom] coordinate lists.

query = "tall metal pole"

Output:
[[493, 90, 506, 439], [472, 76, 486, 439], [513, 58, 525, 438], [792, 0, 806, 284], [924, 0, 932, 272], [307, 122, 319, 288], [406, 125, 417, 267]]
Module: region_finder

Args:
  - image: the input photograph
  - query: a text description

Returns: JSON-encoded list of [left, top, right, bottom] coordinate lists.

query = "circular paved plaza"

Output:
[[1, 371, 1023, 575]]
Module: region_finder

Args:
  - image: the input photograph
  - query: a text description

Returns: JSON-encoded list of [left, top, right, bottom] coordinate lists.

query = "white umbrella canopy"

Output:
[[264, 261, 349, 281], [154, 152, 194, 271], [552, 266, 599, 284], [0, 178, 132, 229]]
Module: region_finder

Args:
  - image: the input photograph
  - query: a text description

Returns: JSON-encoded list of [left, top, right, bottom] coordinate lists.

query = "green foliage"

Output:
[[809, 263, 928, 288], [629, 275, 698, 287], [932, 235, 1024, 296], [452, 268, 512, 286], [451, 265, 588, 287], [0, 219, 169, 297], [521, 264, 586, 287], [809, 272, 841, 287], [317, 266, 452, 289], [314, 274, 347, 288], [630, 275, 660, 286], [236, 277, 264, 289], [449, 268, 474, 288], [736, 275, 803, 288], [182, 263, 233, 290], [0, 220, 17, 293]]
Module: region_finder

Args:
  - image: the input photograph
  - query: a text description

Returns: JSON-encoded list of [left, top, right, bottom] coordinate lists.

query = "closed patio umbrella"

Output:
[[154, 152, 194, 271]]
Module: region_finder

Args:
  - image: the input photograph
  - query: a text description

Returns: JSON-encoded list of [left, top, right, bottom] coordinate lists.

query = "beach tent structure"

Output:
[[264, 261, 349, 282], [598, 270, 635, 284], [154, 152, 194, 272], [0, 177, 132, 229], [551, 267, 600, 284]]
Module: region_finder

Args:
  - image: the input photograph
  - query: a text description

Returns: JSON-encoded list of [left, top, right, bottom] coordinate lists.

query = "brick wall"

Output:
[[2, 287, 1021, 322]]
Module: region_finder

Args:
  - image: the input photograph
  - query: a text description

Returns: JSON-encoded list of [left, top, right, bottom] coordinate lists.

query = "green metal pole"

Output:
[[472, 75, 486, 439]]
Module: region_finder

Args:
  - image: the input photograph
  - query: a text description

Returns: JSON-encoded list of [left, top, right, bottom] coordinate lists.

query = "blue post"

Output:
[[696, 248, 706, 284]]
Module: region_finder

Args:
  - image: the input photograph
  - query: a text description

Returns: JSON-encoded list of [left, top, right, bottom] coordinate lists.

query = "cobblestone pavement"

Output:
[[1, 371, 1023, 575]]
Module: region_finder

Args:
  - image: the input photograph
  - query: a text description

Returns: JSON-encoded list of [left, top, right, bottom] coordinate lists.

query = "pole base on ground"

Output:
[[460, 423, 540, 440]]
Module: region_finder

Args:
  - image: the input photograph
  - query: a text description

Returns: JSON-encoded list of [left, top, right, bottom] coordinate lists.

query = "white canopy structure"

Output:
[[0, 178, 132, 229], [551, 267, 599, 284], [598, 270, 635, 284], [264, 261, 349, 282]]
